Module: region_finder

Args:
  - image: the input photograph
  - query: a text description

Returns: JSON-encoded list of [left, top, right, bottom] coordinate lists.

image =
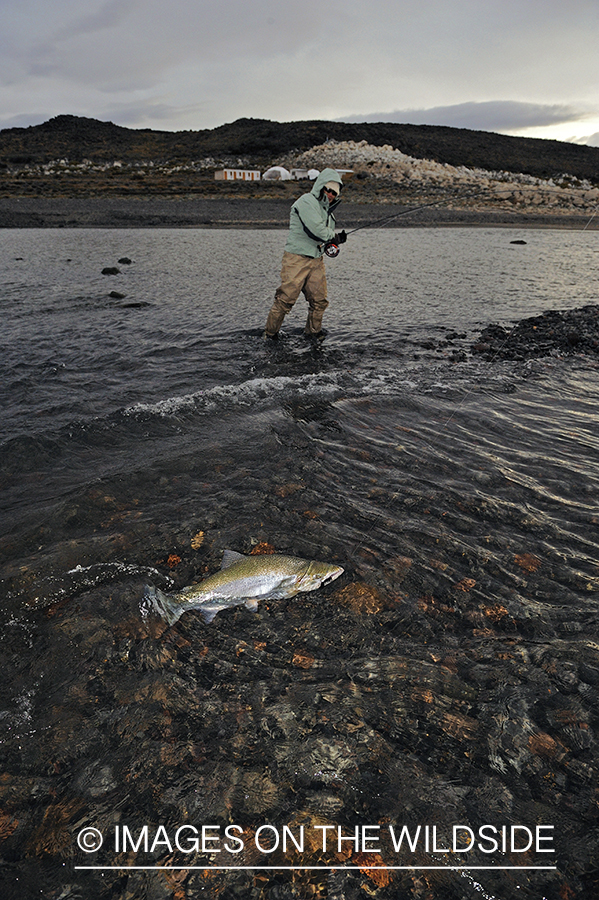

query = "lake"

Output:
[[1, 226, 598, 899]]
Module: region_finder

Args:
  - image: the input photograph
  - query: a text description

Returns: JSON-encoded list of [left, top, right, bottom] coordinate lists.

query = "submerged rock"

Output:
[[472, 303, 599, 359], [331, 581, 388, 615]]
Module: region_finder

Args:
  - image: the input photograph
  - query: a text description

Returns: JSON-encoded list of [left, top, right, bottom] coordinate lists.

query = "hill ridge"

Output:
[[1, 115, 598, 183]]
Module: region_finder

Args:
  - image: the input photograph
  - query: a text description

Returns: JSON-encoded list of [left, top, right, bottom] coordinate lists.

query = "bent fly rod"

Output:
[[323, 188, 500, 257], [323, 185, 599, 257]]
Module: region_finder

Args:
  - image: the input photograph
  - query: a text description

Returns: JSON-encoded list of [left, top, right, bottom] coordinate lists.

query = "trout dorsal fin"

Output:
[[221, 549, 246, 569]]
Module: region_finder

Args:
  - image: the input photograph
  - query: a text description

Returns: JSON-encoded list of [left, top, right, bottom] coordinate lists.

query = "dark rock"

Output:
[[118, 257, 132, 264], [109, 291, 126, 299], [472, 304, 599, 360], [101, 266, 120, 275], [510, 239, 527, 244]]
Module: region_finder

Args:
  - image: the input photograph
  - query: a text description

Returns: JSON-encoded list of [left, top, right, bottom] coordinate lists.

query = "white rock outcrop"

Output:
[[284, 139, 599, 212]]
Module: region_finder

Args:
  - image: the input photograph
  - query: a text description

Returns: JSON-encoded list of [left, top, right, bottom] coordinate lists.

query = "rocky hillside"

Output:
[[1, 116, 599, 216], [283, 140, 599, 215], [2, 114, 599, 181]]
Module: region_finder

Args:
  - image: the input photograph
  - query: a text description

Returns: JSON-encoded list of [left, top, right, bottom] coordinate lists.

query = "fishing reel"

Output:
[[323, 231, 347, 258]]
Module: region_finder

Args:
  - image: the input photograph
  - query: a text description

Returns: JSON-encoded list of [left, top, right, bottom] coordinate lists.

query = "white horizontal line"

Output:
[[75, 865, 558, 871]]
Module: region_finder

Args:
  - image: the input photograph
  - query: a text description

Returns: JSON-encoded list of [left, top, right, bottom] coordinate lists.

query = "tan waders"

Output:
[[264, 252, 329, 338]]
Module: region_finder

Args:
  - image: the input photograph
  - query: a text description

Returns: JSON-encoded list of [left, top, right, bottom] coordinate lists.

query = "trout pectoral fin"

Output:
[[199, 606, 219, 623]]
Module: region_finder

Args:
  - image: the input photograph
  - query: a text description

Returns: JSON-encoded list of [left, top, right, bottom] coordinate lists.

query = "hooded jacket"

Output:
[[284, 167, 343, 258]]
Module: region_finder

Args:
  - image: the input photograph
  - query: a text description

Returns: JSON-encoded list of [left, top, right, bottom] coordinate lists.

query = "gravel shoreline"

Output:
[[0, 196, 594, 229]]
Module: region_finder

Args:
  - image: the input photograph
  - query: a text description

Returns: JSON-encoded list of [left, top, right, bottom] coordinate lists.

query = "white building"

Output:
[[214, 169, 261, 181], [262, 166, 293, 180]]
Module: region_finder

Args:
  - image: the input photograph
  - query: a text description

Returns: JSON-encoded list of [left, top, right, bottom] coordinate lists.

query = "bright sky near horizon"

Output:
[[1, 0, 598, 145]]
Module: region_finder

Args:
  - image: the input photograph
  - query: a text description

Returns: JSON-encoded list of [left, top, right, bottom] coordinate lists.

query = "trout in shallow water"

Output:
[[145, 549, 344, 625]]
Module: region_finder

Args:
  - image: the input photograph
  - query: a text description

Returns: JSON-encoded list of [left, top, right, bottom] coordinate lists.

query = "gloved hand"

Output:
[[335, 230, 347, 244]]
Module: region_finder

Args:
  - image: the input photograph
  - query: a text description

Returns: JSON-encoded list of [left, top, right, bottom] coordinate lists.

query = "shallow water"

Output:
[[1, 227, 599, 899]]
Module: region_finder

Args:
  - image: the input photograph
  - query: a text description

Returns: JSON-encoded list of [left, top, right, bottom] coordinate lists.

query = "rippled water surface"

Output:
[[1, 227, 599, 899]]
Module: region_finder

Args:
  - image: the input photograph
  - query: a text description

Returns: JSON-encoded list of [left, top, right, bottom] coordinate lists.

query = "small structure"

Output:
[[290, 168, 311, 180], [214, 169, 261, 181], [262, 166, 293, 181]]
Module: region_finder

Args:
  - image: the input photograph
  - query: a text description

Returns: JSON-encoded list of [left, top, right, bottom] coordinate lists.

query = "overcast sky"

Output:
[[1, 0, 598, 145]]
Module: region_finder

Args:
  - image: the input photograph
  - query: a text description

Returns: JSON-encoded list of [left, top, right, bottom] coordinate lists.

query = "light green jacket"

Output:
[[284, 167, 343, 258]]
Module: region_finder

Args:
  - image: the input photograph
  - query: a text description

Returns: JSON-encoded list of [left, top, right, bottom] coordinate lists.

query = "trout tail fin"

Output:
[[143, 584, 183, 626]]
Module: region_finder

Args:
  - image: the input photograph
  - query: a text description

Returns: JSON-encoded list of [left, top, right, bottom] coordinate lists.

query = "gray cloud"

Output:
[[572, 132, 599, 148], [337, 101, 592, 133], [0, 112, 48, 130], [1, 0, 321, 86], [1, 0, 598, 140], [54, 0, 140, 41]]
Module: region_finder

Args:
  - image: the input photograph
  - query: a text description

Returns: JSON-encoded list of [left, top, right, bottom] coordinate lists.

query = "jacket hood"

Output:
[[310, 167, 343, 198]]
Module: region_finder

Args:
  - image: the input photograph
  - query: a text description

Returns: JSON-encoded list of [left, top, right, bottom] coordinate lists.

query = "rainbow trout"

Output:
[[145, 549, 344, 625]]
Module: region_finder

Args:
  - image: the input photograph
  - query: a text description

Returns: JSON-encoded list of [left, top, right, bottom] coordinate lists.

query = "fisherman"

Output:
[[263, 167, 346, 341]]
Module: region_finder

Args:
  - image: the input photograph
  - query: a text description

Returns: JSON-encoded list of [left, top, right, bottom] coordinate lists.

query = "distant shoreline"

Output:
[[0, 196, 594, 229]]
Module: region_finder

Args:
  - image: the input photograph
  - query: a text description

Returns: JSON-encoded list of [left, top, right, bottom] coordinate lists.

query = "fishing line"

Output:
[[325, 188, 497, 255], [345, 188, 496, 235], [325, 183, 598, 256], [346, 188, 599, 558], [421, 194, 599, 431], [582, 208, 598, 232]]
